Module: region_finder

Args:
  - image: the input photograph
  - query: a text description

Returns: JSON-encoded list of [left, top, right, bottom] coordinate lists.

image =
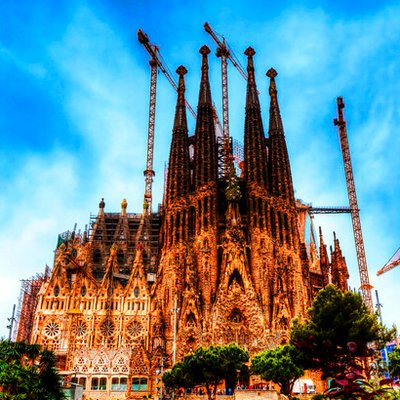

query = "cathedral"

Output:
[[20, 44, 349, 399]]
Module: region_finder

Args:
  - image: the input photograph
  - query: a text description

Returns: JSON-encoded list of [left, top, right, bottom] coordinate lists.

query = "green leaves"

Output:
[[389, 347, 400, 378], [0, 340, 65, 400], [162, 343, 248, 400], [251, 345, 304, 396], [289, 285, 396, 398]]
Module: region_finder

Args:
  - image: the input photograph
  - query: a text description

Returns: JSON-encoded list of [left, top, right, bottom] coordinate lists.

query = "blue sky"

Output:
[[1, 0, 400, 339]]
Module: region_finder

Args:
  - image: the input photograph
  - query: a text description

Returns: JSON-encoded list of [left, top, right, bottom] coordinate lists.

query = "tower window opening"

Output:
[[117, 250, 124, 265], [93, 249, 102, 264]]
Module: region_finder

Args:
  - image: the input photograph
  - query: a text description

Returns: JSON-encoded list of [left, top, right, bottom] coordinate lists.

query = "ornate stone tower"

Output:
[[150, 46, 334, 360]]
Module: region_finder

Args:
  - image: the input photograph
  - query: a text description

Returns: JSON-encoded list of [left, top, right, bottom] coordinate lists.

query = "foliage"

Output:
[[389, 347, 400, 378], [0, 339, 65, 400], [251, 344, 304, 396], [290, 285, 395, 380], [326, 376, 396, 399], [288, 285, 396, 399], [162, 343, 248, 400]]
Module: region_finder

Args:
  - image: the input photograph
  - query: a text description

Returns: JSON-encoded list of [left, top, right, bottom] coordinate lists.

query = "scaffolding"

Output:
[[15, 266, 50, 342], [88, 212, 161, 276]]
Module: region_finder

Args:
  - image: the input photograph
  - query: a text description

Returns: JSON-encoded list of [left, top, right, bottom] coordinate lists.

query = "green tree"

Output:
[[389, 347, 400, 378], [163, 343, 248, 400], [251, 344, 304, 397], [0, 340, 65, 400], [290, 285, 396, 398]]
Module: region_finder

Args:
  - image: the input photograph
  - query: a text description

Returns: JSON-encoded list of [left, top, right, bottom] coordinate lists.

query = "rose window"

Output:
[[44, 322, 60, 337], [75, 321, 87, 337], [100, 321, 115, 337], [127, 321, 142, 337]]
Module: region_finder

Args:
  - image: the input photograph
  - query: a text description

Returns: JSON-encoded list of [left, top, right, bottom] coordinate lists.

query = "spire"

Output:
[[173, 65, 188, 131], [331, 234, 349, 291], [166, 66, 191, 203], [319, 226, 330, 286], [193, 45, 218, 189], [243, 47, 268, 189], [267, 68, 295, 202], [198, 45, 212, 105]]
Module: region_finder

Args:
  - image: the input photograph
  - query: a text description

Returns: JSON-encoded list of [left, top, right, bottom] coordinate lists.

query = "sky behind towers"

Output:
[[1, 0, 399, 339]]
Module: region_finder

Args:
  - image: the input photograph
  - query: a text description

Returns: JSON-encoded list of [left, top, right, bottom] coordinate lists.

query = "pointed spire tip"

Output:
[[176, 65, 187, 76], [266, 67, 278, 79], [199, 45, 210, 55], [244, 46, 255, 57]]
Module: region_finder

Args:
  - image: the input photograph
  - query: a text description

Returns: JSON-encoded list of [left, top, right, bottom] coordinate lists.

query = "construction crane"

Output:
[[377, 246, 400, 276], [204, 22, 248, 81], [334, 97, 373, 313], [204, 22, 247, 175], [137, 29, 226, 191]]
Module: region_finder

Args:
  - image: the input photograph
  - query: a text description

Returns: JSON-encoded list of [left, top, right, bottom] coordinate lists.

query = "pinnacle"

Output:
[[176, 65, 187, 76], [266, 67, 278, 79], [244, 46, 255, 57], [199, 45, 210, 55]]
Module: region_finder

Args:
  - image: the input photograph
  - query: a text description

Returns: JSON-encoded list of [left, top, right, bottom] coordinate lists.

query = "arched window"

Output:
[[229, 308, 244, 324]]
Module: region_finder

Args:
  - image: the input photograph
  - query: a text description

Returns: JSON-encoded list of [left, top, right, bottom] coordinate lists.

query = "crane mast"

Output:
[[334, 97, 373, 312], [205, 22, 238, 175], [143, 58, 157, 218]]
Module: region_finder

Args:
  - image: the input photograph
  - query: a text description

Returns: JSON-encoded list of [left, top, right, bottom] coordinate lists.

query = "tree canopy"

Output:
[[290, 285, 396, 397], [0, 340, 65, 400], [163, 343, 248, 400], [291, 285, 393, 377], [251, 344, 304, 396]]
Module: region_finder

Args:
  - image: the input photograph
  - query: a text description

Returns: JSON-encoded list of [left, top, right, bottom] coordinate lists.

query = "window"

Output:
[[54, 285, 60, 297], [117, 250, 124, 265], [91, 376, 107, 390], [78, 377, 86, 390], [131, 377, 148, 391], [93, 249, 102, 263], [111, 377, 127, 391]]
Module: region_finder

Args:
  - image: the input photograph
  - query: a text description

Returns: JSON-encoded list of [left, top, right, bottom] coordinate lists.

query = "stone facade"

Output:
[[26, 45, 349, 399]]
